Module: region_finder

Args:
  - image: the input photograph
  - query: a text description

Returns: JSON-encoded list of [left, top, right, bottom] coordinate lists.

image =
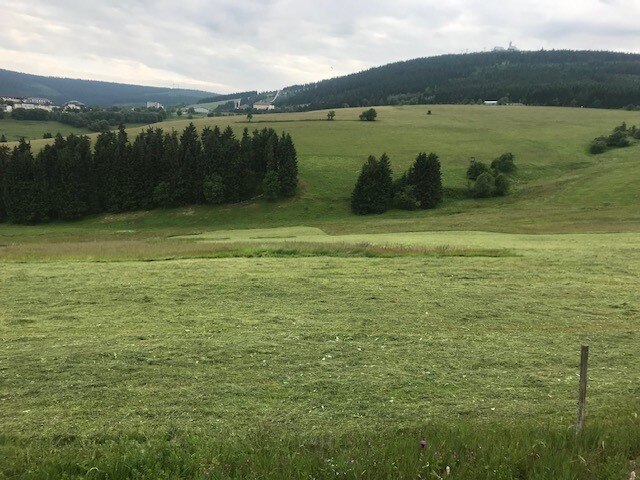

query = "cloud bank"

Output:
[[1, 0, 638, 93]]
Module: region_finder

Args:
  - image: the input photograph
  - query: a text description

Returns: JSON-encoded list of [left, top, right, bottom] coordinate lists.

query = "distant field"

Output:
[[0, 118, 152, 142], [1, 106, 640, 478], [0, 118, 90, 141]]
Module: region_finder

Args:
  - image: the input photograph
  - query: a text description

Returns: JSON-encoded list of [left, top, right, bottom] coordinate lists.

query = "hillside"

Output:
[[277, 50, 640, 110], [0, 69, 215, 106], [3, 105, 640, 239], [2, 105, 640, 478]]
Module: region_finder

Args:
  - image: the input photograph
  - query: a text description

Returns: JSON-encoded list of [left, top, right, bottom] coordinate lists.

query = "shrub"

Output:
[[393, 186, 419, 210], [471, 172, 496, 198], [466, 161, 489, 181], [606, 130, 630, 148], [203, 175, 225, 204], [589, 137, 608, 154], [0, 134, 6, 143], [491, 153, 516, 173], [359, 108, 377, 121], [42, 132, 53, 139], [494, 173, 511, 196]]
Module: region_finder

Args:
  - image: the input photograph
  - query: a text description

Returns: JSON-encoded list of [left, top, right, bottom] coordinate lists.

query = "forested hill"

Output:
[[277, 50, 640, 109], [0, 69, 215, 106]]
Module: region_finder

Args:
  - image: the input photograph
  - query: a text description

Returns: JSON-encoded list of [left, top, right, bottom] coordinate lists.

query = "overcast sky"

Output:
[[1, 0, 639, 94]]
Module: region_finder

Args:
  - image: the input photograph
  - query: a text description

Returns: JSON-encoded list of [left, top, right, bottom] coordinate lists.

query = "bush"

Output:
[[42, 132, 53, 139], [0, 134, 6, 143], [491, 153, 516, 173], [494, 173, 511, 196], [589, 137, 608, 154], [466, 161, 489, 181], [392, 186, 419, 210], [471, 172, 496, 198], [359, 108, 377, 121], [606, 130, 630, 148], [88, 120, 111, 132]]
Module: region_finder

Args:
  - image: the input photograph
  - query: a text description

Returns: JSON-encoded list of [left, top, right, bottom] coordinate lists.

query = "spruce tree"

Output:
[[351, 154, 393, 214], [0, 145, 9, 222], [3, 140, 46, 223], [407, 152, 443, 209], [277, 133, 298, 197]]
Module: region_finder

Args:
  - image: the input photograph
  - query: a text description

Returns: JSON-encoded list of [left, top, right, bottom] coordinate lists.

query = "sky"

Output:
[[1, 0, 639, 94]]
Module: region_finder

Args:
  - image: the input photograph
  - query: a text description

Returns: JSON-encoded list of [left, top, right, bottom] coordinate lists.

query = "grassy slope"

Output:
[[1, 230, 639, 478], [2, 105, 640, 245], [0, 118, 90, 142], [2, 106, 640, 478]]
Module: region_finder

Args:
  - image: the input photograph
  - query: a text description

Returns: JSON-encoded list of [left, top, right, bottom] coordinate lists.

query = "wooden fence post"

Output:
[[576, 345, 589, 436]]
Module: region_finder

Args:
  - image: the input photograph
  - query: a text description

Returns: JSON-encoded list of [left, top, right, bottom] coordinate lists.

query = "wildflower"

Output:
[[446, 465, 451, 475], [420, 440, 427, 448]]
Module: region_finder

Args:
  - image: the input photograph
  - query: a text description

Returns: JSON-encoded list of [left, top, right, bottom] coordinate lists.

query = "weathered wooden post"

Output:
[[576, 345, 589, 436]]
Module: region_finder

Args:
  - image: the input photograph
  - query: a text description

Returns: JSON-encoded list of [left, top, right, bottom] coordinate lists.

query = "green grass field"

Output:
[[0, 118, 91, 142], [1, 106, 640, 478]]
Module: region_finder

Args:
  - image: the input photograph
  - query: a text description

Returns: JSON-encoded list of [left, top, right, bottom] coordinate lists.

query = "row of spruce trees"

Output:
[[351, 152, 443, 214], [0, 124, 298, 224]]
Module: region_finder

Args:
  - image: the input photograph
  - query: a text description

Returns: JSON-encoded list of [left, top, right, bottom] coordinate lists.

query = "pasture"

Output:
[[0, 118, 90, 142], [1, 105, 640, 478]]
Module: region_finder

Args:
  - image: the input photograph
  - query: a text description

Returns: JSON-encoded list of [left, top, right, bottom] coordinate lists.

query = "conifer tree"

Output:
[[351, 154, 393, 214], [407, 152, 443, 209], [0, 145, 9, 222], [3, 140, 46, 223], [262, 169, 281, 200], [277, 133, 298, 197]]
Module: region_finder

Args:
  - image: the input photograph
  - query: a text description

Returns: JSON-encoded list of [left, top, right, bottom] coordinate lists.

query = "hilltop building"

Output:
[[493, 42, 519, 52]]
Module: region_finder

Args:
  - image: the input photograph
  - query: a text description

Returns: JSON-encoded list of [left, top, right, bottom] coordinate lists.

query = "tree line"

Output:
[[278, 50, 640, 110], [5, 107, 167, 132], [0, 124, 298, 224]]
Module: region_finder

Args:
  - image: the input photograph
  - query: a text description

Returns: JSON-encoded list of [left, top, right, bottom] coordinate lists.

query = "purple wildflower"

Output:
[[420, 440, 427, 448]]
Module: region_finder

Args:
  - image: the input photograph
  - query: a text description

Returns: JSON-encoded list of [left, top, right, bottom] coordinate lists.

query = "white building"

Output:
[[253, 101, 275, 111], [64, 100, 85, 110], [147, 101, 164, 109], [14, 103, 54, 111], [484, 100, 499, 106], [192, 107, 210, 114], [25, 97, 53, 106]]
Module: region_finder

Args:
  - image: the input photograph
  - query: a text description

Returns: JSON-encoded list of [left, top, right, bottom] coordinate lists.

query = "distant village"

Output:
[[0, 97, 168, 113]]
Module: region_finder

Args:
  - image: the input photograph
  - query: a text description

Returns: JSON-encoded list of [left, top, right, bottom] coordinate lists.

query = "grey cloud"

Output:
[[0, 0, 639, 93]]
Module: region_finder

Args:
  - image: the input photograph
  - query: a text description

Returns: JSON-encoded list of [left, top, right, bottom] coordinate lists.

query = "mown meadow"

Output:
[[1, 105, 640, 478]]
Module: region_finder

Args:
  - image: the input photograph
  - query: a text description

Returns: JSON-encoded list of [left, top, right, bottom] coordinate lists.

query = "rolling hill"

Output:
[[0, 69, 216, 106], [277, 50, 640, 110]]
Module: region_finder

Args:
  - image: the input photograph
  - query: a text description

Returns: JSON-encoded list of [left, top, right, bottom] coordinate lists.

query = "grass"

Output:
[[1, 105, 640, 477], [2, 105, 640, 242], [0, 118, 90, 142]]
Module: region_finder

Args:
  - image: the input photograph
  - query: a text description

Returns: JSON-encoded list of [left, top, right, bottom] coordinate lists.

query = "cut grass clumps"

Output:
[[0, 239, 512, 262]]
